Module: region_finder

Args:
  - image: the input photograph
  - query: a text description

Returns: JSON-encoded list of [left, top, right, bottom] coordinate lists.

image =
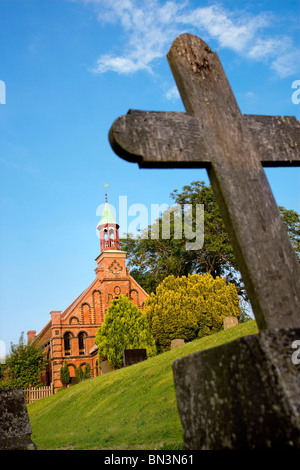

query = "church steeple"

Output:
[[97, 188, 120, 252]]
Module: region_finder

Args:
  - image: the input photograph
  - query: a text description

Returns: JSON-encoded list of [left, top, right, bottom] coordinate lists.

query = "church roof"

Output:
[[98, 202, 117, 227]]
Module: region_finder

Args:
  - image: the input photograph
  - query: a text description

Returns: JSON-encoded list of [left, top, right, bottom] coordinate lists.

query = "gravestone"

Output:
[[100, 360, 114, 375], [123, 349, 147, 367], [223, 316, 238, 330], [0, 389, 37, 450], [108, 33, 300, 448], [171, 339, 185, 349], [173, 328, 300, 449]]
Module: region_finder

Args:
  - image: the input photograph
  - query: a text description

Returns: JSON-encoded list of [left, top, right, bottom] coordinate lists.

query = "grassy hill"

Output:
[[28, 320, 258, 450]]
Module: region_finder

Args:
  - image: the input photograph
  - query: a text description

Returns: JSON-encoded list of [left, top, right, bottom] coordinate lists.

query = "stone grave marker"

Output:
[[108, 33, 300, 448], [0, 389, 37, 450], [100, 360, 114, 375], [223, 316, 239, 330], [123, 349, 147, 367], [171, 339, 185, 349]]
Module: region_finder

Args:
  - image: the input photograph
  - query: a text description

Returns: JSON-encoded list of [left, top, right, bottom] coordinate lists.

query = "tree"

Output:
[[0, 332, 47, 389], [121, 181, 300, 298], [75, 365, 83, 383], [83, 363, 91, 380], [75, 363, 91, 383], [170, 181, 237, 278], [279, 206, 300, 261], [144, 273, 241, 352], [120, 181, 239, 294], [95, 295, 157, 368], [60, 361, 70, 387]]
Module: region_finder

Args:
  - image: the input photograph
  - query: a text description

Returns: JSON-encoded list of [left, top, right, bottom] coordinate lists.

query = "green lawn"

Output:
[[28, 320, 258, 450]]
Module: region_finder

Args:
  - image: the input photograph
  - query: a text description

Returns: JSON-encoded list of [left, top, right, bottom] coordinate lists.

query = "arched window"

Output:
[[104, 228, 109, 247], [78, 332, 86, 355], [110, 228, 115, 247], [130, 289, 139, 307], [64, 332, 72, 356]]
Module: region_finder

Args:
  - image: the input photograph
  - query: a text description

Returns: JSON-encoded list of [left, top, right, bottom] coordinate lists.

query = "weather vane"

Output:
[[104, 183, 108, 202]]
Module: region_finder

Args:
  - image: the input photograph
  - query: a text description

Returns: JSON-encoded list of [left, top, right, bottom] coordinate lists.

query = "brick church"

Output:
[[27, 199, 148, 392]]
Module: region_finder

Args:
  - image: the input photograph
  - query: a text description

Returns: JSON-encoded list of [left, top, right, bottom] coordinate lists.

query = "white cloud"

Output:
[[180, 5, 269, 53], [92, 55, 151, 74], [165, 85, 180, 100], [81, 0, 299, 78], [246, 35, 299, 78], [271, 50, 300, 78], [87, 0, 186, 75], [248, 38, 283, 60]]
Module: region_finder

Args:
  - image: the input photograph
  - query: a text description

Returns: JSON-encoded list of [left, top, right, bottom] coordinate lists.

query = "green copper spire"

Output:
[[98, 202, 117, 226], [97, 185, 120, 251]]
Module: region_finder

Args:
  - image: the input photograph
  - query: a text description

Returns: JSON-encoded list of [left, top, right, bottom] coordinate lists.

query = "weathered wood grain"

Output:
[[109, 33, 300, 331], [246, 115, 300, 166], [109, 112, 300, 168], [109, 111, 210, 167]]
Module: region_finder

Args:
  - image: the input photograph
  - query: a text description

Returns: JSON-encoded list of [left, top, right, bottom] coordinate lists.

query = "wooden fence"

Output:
[[23, 384, 54, 403]]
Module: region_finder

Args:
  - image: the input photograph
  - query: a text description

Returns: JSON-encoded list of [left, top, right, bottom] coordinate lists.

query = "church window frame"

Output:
[[63, 332, 73, 356], [78, 331, 87, 355], [109, 228, 115, 247]]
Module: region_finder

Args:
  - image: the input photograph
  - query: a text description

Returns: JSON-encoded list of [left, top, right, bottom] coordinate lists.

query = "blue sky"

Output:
[[0, 0, 299, 353]]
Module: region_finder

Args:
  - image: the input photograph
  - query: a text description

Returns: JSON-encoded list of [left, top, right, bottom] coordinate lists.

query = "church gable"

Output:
[[61, 278, 104, 326], [59, 269, 147, 331]]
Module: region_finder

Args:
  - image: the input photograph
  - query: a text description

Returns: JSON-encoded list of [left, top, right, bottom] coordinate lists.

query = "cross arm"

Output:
[[246, 115, 300, 166], [109, 110, 209, 168], [109, 111, 300, 168]]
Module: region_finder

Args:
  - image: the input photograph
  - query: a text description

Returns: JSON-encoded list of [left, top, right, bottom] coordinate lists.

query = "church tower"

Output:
[[97, 200, 120, 252], [95, 195, 127, 281]]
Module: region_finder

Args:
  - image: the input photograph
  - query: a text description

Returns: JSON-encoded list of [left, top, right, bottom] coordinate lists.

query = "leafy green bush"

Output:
[[75, 365, 83, 383], [75, 363, 91, 382], [60, 361, 70, 386], [83, 363, 91, 380], [0, 332, 48, 389], [95, 295, 157, 368], [145, 273, 241, 352]]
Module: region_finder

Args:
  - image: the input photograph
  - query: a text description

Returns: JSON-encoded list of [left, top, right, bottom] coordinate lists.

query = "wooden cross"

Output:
[[109, 33, 300, 331]]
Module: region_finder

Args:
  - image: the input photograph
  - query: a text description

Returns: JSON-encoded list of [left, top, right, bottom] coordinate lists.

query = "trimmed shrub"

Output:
[[145, 273, 241, 352], [95, 295, 157, 368], [60, 361, 70, 386]]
